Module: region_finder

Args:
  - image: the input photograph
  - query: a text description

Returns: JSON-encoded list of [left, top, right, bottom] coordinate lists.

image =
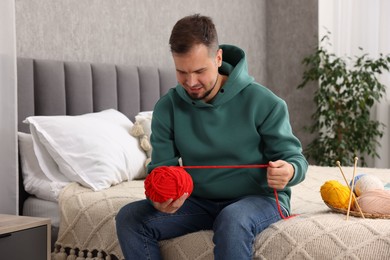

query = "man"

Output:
[[116, 14, 308, 259]]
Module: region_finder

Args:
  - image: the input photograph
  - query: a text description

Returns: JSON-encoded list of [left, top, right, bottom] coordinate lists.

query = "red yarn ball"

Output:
[[144, 166, 193, 203]]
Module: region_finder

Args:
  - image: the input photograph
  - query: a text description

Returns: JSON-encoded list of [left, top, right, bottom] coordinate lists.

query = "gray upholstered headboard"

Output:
[[17, 57, 177, 133]]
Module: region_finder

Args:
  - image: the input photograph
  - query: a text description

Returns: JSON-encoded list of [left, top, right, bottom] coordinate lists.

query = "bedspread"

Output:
[[52, 166, 390, 260], [53, 180, 145, 259]]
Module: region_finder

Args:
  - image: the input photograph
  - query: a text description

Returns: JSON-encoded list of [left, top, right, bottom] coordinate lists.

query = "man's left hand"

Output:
[[267, 160, 294, 189]]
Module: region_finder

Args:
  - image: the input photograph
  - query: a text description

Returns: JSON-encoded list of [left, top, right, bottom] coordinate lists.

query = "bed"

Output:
[[16, 57, 176, 256], [17, 58, 390, 260]]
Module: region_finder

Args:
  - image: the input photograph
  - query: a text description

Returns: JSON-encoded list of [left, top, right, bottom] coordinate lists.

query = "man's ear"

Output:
[[216, 48, 223, 67]]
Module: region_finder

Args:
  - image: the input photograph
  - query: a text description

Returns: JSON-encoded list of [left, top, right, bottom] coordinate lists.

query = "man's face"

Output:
[[173, 44, 222, 103]]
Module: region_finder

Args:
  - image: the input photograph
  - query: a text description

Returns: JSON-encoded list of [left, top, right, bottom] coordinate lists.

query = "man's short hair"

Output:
[[169, 14, 219, 55]]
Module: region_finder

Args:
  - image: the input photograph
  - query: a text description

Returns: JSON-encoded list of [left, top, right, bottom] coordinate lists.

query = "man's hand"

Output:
[[152, 193, 189, 214], [267, 160, 294, 190]]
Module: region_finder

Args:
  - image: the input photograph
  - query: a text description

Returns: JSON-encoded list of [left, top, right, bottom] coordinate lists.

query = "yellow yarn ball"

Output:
[[320, 180, 353, 209]]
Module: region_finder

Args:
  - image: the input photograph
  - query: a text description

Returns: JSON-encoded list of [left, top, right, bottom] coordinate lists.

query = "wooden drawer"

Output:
[[0, 225, 47, 259], [0, 214, 51, 260]]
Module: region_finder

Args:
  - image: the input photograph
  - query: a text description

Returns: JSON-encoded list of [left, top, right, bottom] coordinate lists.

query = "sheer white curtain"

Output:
[[319, 0, 390, 168]]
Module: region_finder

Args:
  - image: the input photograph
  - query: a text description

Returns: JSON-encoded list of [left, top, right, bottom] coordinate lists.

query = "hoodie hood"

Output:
[[176, 44, 255, 107]]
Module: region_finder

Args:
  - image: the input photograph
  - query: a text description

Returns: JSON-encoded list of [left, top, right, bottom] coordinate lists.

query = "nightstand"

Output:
[[0, 214, 51, 260]]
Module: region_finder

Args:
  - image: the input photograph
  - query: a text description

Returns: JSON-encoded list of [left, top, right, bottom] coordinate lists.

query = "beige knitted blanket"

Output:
[[53, 166, 390, 260], [53, 180, 145, 259]]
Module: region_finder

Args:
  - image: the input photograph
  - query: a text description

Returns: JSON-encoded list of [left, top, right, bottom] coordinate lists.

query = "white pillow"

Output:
[[24, 109, 147, 191], [18, 132, 69, 201], [29, 124, 70, 183]]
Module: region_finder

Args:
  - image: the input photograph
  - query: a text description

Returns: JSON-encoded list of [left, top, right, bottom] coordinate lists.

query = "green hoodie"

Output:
[[148, 44, 308, 212]]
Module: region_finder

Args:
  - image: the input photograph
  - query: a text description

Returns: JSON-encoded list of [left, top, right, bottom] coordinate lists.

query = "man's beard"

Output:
[[188, 75, 219, 101]]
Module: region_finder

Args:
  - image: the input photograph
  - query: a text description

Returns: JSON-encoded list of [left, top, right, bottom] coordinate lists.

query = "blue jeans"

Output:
[[116, 195, 283, 260]]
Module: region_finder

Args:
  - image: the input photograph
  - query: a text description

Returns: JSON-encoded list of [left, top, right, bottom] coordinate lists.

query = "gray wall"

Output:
[[266, 0, 318, 150], [16, 0, 267, 82], [0, 0, 18, 214], [15, 0, 317, 150]]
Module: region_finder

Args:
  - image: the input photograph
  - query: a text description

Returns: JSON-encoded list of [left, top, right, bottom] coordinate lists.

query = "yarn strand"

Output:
[[180, 164, 295, 220], [182, 164, 269, 169]]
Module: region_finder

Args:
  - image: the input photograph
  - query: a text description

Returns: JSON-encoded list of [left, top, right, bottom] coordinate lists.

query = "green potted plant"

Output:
[[298, 33, 390, 166]]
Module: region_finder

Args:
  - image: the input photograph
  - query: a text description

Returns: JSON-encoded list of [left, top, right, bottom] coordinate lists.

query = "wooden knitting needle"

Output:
[[336, 160, 365, 219], [346, 157, 359, 220]]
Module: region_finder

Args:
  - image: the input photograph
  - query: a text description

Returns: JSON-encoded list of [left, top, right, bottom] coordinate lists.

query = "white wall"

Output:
[[0, 0, 18, 214]]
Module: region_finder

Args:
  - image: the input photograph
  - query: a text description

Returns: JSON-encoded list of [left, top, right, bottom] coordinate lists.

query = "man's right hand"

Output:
[[152, 193, 189, 214]]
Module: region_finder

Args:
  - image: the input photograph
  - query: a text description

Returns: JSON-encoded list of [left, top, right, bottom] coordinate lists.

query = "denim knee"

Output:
[[116, 200, 151, 231]]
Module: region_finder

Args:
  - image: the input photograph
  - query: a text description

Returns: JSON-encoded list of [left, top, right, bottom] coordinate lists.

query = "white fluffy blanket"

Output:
[[53, 166, 390, 259]]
